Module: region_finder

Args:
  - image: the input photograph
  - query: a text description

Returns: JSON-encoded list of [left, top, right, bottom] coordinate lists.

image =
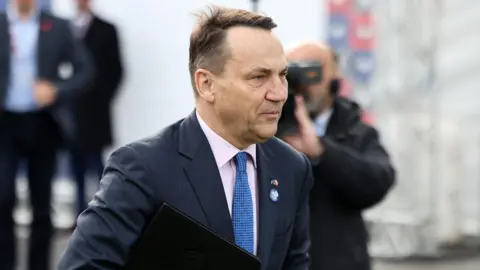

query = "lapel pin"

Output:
[[270, 179, 278, 187], [269, 188, 279, 202], [41, 20, 52, 32]]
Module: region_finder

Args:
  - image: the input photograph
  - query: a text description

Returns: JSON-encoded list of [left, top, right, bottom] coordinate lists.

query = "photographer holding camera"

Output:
[[280, 42, 396, 270]]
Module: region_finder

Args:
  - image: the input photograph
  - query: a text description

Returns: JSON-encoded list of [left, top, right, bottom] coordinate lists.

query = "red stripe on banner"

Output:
[[328, 0, 351, 13], [349, 11, 376, 50]]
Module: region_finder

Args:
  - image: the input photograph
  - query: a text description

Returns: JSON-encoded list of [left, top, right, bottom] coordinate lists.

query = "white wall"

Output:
[[52, 0, 327, 148]]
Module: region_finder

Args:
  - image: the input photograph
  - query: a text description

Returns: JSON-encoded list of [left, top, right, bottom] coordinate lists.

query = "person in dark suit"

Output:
[[284, 42, 396, 270], [69, 0, 123, 217], [0, 1, 93, 270], [58, 5, 313, 270]]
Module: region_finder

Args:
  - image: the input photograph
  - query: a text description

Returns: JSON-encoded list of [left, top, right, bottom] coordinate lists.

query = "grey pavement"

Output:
[[374, 258, 480, 270]]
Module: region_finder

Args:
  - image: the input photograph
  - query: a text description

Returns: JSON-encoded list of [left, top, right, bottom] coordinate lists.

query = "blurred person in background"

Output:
[[283, 41, 395, 270], [69, 0, 123, 221], [0, 0, 93, 269]]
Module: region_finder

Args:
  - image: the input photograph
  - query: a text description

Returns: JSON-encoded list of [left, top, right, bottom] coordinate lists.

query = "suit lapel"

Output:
[[256, 144, 279, 264], [179, 111, 235, 242], [82, 16, 97, 43], [0, 13, 10, 102], [0, 13, 9, 57], [36, 12, 54, 76]]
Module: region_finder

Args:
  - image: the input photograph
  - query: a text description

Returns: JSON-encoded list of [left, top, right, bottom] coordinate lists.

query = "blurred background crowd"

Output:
[[1, 0, 480, 269]]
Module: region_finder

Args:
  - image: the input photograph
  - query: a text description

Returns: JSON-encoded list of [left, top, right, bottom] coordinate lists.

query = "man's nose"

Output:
[[266, 79, 288, 102]]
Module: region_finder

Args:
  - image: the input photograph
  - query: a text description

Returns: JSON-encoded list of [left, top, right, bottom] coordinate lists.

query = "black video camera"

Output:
[[276, 61, 323, 137]]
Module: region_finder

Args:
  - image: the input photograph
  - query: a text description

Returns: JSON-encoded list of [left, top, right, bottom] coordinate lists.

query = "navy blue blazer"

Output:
[[58, 111, 314, 270], [0, 11, 94, 141]]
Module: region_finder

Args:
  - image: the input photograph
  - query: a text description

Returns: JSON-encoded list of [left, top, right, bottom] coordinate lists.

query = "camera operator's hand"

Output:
[[283, 96, 323, 158]]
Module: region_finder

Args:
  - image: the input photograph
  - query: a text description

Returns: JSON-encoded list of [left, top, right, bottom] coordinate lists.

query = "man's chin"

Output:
[[305, 102, 321, 115], [254, 124, 278, 142]]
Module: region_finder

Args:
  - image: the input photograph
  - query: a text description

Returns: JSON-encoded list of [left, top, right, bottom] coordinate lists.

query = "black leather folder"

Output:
[[124, 202, 261, 270]]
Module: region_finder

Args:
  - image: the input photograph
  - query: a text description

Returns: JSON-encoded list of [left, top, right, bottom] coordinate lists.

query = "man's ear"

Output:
[[195, 69, 215, 103]]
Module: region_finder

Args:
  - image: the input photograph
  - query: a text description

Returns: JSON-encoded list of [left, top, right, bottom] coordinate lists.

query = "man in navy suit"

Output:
[[58, 5, 314, 270]]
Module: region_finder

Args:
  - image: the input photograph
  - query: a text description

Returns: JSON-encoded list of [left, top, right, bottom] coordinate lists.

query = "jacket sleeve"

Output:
[[57, 146, 157, 270], [311, 126, 396, 210]]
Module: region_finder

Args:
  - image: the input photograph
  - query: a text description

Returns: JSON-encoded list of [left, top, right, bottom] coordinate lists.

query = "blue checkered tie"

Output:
[[232, 152, 254, 254]]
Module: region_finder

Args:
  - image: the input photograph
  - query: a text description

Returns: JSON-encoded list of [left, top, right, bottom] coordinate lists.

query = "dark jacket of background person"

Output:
[[309, 97, 396, 270], [73, 14, 123, 152], [0, 12, 93, 140]]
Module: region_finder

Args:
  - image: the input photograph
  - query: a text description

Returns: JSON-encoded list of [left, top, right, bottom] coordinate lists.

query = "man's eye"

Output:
[[253, 75, 265, 80]]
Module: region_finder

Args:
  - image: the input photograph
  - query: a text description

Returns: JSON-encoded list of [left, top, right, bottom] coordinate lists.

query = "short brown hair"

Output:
[[189, 5, 277, 95]]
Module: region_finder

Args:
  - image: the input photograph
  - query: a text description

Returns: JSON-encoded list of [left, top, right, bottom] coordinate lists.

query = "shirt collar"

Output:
[[313, 108, 333, 134], [73, 11, 93, 28], [196, 112, 257, 169]]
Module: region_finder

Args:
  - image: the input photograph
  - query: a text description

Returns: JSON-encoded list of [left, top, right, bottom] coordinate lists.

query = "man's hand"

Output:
[[34, 80, 57, 107], [283, 96, 323, 157]]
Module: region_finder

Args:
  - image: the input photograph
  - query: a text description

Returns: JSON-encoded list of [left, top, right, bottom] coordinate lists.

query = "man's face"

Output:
[[14, 0, 35, 12], [75, 0, 90, 11], [287, 44, 335, 115], [211, 26, 288, 143]]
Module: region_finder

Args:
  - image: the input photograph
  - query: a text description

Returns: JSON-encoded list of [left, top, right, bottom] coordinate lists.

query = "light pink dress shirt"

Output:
[[196, 112, 258, 255]]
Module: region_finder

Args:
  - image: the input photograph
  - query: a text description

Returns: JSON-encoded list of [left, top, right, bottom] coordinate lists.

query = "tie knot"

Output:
[[234, 152, 248, 172]]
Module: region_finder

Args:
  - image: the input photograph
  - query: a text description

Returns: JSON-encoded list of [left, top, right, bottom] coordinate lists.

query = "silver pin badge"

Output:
[[270, 188, 279, 202]]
